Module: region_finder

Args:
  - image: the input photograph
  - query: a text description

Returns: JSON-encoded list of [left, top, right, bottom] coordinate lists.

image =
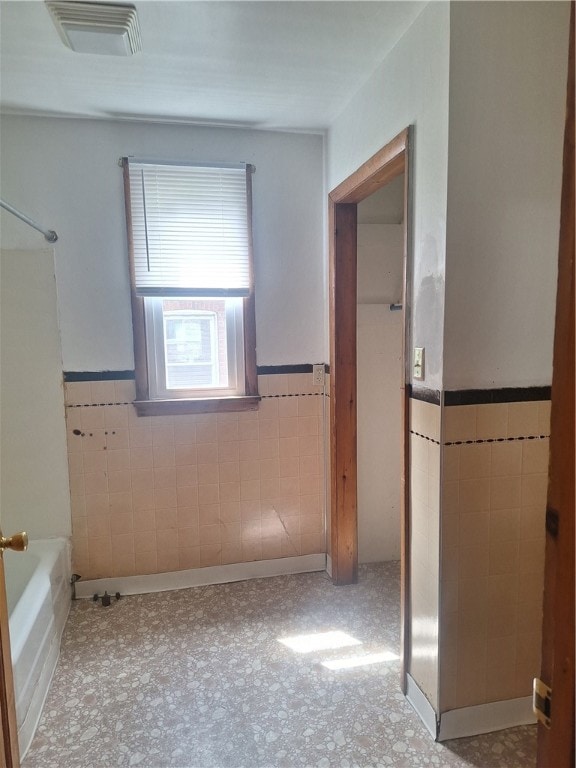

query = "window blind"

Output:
[[125, 160, 251, 297]]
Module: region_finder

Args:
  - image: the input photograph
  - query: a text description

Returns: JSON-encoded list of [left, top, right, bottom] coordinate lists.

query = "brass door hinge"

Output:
[[533, 678, 552, 728]]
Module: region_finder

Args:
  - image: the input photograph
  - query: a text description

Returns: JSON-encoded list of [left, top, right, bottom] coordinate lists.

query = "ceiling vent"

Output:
[[46, 1, 142, 56]]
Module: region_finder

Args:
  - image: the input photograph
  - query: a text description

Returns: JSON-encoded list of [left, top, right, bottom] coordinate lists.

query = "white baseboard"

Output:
[[406, 673, 438, 739], [75, 554, 326, 599], [438, 696, 535, 741], [326, 554, 332, 578]]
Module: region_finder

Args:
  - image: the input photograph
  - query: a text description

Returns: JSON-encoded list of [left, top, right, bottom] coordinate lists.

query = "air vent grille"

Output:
[[46, 1, 142, 55]]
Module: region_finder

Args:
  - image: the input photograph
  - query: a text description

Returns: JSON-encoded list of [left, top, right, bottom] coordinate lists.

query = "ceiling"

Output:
[[0, 1, 425, 132]]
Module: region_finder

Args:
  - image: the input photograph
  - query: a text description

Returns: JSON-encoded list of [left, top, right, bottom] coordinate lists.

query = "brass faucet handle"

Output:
[[0, 531, 28, 552]]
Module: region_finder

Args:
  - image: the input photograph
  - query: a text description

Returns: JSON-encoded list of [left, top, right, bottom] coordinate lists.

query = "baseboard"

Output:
[[75, 554, 327, 599], [326, 554, 332, 578], [406, 673, 438, 739], [438, 696, 535, 741]]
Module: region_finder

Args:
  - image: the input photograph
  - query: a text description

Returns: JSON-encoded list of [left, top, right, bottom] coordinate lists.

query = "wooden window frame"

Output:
[[122, 158, 260, 416]]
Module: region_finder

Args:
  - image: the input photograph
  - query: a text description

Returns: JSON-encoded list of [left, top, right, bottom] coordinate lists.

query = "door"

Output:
[[537, 4, 574, 766], [0, 530, 29, 768]]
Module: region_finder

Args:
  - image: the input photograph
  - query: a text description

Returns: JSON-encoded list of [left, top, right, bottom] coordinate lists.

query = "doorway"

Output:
[[328, 128, 411, 687], [356, 176, 404, 565]]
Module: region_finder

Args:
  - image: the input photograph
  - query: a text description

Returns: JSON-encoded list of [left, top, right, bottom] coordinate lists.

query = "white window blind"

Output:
[[125, 160, 252, 297]]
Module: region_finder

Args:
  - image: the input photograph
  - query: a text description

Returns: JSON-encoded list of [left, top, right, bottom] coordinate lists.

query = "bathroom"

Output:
[[0, 1, 571, 765]]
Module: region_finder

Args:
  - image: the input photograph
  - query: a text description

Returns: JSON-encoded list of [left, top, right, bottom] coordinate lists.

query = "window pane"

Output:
[[162, 300, 228, 390]]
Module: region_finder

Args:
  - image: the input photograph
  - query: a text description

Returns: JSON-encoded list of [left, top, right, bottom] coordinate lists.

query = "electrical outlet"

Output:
[[413, 347, 425, 380], [312, 364, 325, 386]]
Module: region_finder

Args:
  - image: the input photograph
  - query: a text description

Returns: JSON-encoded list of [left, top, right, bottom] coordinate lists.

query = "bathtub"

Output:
[[5, 538, 71, 758]]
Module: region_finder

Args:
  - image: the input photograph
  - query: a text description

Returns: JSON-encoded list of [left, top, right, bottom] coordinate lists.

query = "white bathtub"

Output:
[[5, 538, 71, 758]]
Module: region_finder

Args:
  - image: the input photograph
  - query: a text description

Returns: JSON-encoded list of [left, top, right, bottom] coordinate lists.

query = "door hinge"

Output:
[[533, 678, 552, 728]]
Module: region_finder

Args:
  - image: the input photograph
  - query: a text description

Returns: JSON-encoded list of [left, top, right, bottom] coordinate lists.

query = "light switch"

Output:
[[413, 347, 425, 380]]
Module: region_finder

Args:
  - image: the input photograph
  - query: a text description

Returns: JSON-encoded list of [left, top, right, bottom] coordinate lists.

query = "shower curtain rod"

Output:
[[0, 199, 58, 242]]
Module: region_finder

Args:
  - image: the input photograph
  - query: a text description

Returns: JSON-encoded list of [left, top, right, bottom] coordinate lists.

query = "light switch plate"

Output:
[[413, 347, 425, 380]]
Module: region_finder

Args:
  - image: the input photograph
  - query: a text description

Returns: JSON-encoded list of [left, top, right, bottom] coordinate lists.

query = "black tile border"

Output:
[[64, 370, 135, 382], [408, 385, 551, 406], [408, 385, 442, 406], [444, 386, 551, 406], [64, 365, 328, 382]]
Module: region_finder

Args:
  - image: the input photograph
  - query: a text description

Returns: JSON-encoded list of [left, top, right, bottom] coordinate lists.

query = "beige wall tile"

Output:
[[104, 404, 129, 429], [441, 514, 459, 552], [489, 540, 520, 575], [90, 381, 116, 404], [135, 550, 158, 574], [490, 476, 522, 510], [459, 443, 491, 479], [459, 477, 490, 513], [476, 404, 508, 441], [114, 379, 136, 403], [65, 381, 92, 406], [267, 375, 287, 396], [84, 471, 108, 495], [489, 508, 520, 542], [459, 512, 489, 547], [178, 547, 200, 570], [65, 407, 83, 431], [519, 538, 545, 574], [174, 420, 197, 445], [154, 467, 177, 489], [520, 506, 546, 540], [109, 491, 132, 515], [443, 445, 460, 481], [522, 439, 549, 475], [488, 573, 519, 607], [508, 402, 539, 438], [410, 433, 428, 472], [83, 450, 107, 473], [157, 549, 180, 572], [521, 474, 548, 508], [490, 441, 522, 477], [65, 377, 328, 580], [260, 438, 280, 459], [106, 429, 129, 450], [487, 603, 518, 638], [81, 406, 105, 430], [443, 405, 476, 443], [458, 545, 489, 580], [128, 426, 152, 448], [538, 401, 551, 436], [107, 449, 130, 472]]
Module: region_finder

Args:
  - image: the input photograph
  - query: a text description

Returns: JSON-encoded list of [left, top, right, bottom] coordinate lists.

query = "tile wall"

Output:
[[65, 373, 326, 580], [439, 399, 550, 711], [409, 396, 441, 709]]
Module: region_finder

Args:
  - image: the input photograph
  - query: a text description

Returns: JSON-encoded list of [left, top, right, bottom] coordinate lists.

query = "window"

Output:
[[122, 158, 259, 415]]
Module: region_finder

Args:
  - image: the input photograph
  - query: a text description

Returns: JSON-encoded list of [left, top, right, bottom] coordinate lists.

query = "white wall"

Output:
[[357, 222, 403, 564], [0, 250, 71, 539], [0, 117, 325, 370], [357, 224, 404, 305], [327, 1, 450, 390], [443, 1, 570, 389]]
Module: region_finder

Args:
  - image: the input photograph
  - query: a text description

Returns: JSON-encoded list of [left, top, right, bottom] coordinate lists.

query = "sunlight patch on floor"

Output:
[[321, 650, 400, 670], [277, 630, 362, 654]]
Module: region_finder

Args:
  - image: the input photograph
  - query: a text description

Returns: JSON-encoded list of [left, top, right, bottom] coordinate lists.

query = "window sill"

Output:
[[133, 395, 261, 417]]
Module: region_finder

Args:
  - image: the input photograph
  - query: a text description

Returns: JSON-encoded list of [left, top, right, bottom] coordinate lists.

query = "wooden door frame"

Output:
[[537, 4, 574, 765], [328, 127, 411, 685], [0, 549, 20, 767]]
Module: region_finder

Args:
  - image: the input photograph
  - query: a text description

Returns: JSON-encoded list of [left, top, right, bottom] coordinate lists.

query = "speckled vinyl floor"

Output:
[[23, 563, 536, 768]]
